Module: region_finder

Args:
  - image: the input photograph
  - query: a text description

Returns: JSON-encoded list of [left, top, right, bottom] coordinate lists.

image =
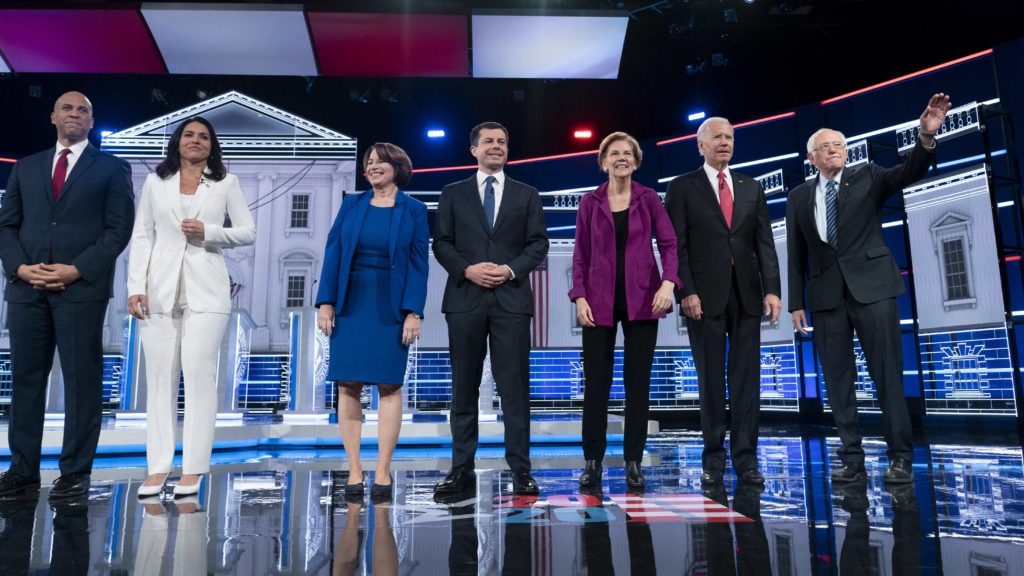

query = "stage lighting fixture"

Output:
[[688, 111, 706, 122], [427, 129, 446, 139], [744, 0, 755, 4], [100, 130, 114, 137], [573, 129, 593, 140]]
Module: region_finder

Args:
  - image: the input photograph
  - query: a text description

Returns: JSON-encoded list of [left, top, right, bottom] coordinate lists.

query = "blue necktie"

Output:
[[483, 175, 496, 232], [825, 179, 838, 248]]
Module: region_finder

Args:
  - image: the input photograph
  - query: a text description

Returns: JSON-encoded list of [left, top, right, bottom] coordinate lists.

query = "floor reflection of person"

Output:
[[332, 501, 364, 576], [446, 497, 479, 576], [838, 481, 871, 576], [732, 483, 771, 575], [0, 498, 36, 574], [888, 483, 922, 576], [51, 501, 90, 575], [369, 503, 398, 576], [128, 116, 256, 499], [317, 143, 429, 503]]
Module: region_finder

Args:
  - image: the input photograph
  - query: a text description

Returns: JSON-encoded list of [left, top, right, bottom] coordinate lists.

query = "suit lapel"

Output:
[[346, 192, 371, 251], [731, 175, 751, 227], [464, 177, 491, 234], [692, 172, 729, 229], [389, 192, 407, 262], [55, 145, 96, 207], [189, 174, 214, 219], [165, 173, 184, 222]]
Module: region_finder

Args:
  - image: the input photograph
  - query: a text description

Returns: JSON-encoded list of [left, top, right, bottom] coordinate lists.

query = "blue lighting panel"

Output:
[[919, 326, 1016, 415]]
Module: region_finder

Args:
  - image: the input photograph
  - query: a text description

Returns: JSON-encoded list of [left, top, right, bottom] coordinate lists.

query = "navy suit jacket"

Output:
[[665, 167, 781, 317], [0, 144, 135, 302], [315, 190, 429, 321], [786, 141, 935, 312], [432, 174, 549, 315]]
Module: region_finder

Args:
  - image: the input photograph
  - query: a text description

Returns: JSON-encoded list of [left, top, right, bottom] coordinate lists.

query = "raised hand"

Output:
[[919, 93, 952, 136]]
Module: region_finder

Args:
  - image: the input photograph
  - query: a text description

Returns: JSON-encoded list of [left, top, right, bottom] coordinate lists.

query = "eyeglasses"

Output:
[[814, 141, 846, 153]]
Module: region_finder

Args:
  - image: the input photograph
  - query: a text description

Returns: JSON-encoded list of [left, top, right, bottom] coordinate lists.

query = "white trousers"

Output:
[[140, 285, 228, 475]]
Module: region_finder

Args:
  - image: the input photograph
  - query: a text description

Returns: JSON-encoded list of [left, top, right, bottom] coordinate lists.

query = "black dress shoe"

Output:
[[738, 468, 765, 485], [512, 471, 539, 495], [49, 473, 91, 501], [624, 461, 646, 492], [578, 460, 602, 491], [0, 471, 40, 498], [434, 468, 476, 494], [831, 463, 867, 483], [884, 457, 913, 484], [700, 470, 724, 486]]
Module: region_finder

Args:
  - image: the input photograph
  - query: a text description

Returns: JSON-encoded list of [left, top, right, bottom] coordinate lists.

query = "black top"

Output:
[[613, 208, 629, 311]]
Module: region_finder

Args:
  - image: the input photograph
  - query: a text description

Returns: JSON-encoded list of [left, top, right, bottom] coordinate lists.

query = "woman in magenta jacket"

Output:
[[569, 131, 681, 493]]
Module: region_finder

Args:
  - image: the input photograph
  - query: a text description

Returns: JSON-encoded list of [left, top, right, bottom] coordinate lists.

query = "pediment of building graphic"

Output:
[[931, 211, 971, 230], [101, 90, 356, 160]]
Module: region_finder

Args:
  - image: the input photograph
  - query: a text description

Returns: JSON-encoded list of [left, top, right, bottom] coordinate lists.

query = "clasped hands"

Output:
[[464, 262, 511, 289], [181, 218, 205, 243], [17, 263, 80, 291]]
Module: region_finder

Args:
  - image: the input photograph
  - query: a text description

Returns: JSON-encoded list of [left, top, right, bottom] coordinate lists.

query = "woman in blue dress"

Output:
[[316, 143, 429, 502]]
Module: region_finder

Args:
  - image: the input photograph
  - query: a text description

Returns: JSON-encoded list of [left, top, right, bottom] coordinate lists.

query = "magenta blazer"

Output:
[[569, 180, 681, 326]]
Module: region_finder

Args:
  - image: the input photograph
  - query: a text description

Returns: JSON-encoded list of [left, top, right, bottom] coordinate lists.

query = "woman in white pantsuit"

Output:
[[127, 116, 256, 499]]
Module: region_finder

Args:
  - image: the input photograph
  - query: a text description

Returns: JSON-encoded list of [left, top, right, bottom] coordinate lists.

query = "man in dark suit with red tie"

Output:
[[432, 122, 549, 496], [0, 91, 135, 502], [665, 117, 781, 487], [787, 94, 951, 485]]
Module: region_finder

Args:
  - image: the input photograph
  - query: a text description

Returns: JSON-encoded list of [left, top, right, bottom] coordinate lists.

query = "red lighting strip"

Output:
[[412, 149, 599, 174], [821, 49, 993, 105], [656, 111, 796, 146], [1, 157, 17, 163], [1005, 255, 1022, 262]]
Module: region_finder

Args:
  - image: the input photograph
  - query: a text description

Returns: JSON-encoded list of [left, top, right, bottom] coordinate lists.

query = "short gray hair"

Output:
[[697, 116, 731, 143], [806, 128, 846, 153]]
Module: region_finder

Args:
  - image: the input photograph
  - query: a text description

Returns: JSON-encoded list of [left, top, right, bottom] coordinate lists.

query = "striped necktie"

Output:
[[825, 179, 838, 248]]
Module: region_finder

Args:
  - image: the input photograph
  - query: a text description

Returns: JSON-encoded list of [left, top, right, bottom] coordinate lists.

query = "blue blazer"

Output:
[[315, 190, 429, 321]]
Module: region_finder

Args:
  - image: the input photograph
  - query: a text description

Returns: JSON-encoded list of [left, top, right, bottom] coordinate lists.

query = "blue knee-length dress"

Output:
[[327, 205, 407, 384]]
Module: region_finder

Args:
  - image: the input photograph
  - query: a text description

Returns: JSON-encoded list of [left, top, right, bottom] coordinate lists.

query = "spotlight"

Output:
[[687, 111, 706, 122], [573, 129, 593, 140], [100, 130, 114, 137], [427, 129, 446, 139], [358, 90, 371, 104]]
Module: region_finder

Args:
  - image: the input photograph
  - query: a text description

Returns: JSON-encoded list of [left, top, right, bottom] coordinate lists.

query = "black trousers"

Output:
[[7, 292, 107, 479], [581, 309, 658, 462], [687, 272, 763, 473], [813, 291, 913, 465], [446, 291, 533, 473]]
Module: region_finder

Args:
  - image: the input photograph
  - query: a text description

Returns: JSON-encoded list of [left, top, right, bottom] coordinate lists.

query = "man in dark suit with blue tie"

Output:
[[665, 117, 781, 487], [433, 122, 549, 495], [787, 94, 951, 485], [0, 91, 135, 502]]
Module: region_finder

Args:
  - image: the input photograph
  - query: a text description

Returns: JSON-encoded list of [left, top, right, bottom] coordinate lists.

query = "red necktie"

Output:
[[52, 148, 71, 201], [718, 171, 733, 228]]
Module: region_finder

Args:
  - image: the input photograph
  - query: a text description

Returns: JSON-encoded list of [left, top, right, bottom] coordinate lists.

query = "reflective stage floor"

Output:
[[0, 420, 1022, 575]]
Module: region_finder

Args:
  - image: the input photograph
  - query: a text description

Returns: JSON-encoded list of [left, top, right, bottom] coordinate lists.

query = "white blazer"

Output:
[[127, 172, 256, 314]]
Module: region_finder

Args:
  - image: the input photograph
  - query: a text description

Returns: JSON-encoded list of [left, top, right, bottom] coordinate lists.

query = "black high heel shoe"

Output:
[[370, 473, 393, 504], [343, 472, 366, 499]]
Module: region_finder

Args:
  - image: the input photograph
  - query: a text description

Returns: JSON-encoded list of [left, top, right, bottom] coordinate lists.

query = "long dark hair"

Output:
[[155, 116, 227, 181]]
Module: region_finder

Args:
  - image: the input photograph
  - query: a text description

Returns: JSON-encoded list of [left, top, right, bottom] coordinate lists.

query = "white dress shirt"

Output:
[[814, 171, 844, 244], [476, 169, 505, 227], [52, 139, 89, 178], [701, 163, 733, 205]]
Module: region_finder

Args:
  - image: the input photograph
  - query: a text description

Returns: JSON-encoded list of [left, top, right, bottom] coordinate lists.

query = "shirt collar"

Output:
[[56, 139, 89, 157], [476, 170, 504, 188], [702, 162, 730, 181], [818, 169, 844, 189]]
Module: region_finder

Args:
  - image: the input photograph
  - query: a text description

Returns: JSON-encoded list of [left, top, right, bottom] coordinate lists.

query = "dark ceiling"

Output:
[[1, 0, 1021, 169]]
